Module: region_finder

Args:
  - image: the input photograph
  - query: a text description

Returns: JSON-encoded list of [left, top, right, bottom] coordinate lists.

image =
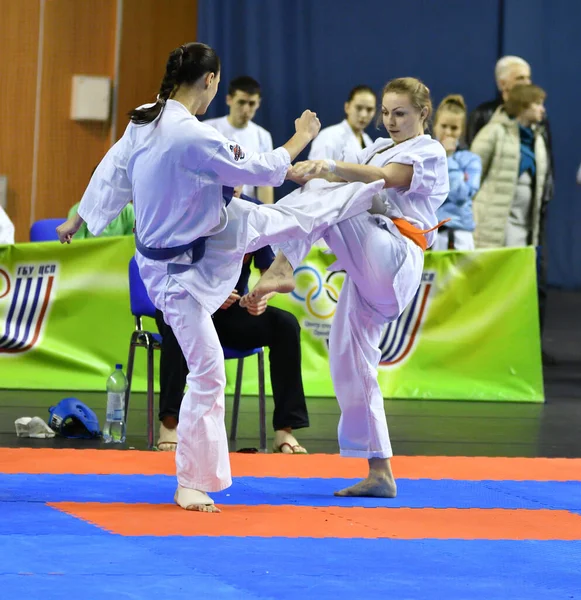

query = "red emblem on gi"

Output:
[[229, 144, 245, 161]]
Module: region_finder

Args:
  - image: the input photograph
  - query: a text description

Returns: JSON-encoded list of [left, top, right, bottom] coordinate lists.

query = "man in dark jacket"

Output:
[[468, 56, 555, 362]]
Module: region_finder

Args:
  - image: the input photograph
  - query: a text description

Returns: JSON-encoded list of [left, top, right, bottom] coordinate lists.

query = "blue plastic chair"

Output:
[[30, 218, 66, 242], [125, 257, 160, 449], [126, 257, 267, 451]]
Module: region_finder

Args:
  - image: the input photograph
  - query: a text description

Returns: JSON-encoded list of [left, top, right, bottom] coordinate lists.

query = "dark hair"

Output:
[[347, 85, 376, 102], [128, 42, 220, 125], [228, 75, 261, 97]]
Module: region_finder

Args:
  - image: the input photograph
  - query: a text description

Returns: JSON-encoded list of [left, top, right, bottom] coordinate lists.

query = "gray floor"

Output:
[[1, 290, 580, 457]]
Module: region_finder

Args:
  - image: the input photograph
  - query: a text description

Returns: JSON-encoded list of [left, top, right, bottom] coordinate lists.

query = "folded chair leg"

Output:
[[146, 340, 155, 450], [258, 350, 267, 452], [124, 340, 137, 423], [230, 358, 244, 445]]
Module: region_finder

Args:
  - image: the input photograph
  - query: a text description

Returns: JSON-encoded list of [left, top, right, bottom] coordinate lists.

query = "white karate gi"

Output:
[[204, 116, 274, 198], [278, 135, 449, 459], [0, 206, 15, 245], [77, 99, 383, 491], [308, 119, 374, 249], [309, 119, 373, 162]]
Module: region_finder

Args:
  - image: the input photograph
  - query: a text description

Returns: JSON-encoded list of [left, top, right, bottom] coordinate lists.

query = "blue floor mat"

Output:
[[1, 474, 581, 510], [136, 537, 581, 600], [0, 574, 259, 600], [2, 535, 580, 600], [0, 502, 104, 535]]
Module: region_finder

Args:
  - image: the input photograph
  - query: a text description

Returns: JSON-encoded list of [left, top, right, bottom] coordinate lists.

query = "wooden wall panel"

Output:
[[34, 0, 117, 223], [0, 0, 41, 242], [116, 0, 197, 138], [0, 0, 197, 241]]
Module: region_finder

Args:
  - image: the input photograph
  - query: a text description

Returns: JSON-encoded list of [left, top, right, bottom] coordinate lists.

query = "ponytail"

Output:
[[128, 42, 220, 125]]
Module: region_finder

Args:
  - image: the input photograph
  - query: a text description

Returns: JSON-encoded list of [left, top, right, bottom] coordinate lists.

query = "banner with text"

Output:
[[0, 238, 543, 401]]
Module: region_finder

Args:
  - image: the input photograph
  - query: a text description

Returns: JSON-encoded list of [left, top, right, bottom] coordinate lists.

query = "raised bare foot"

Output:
[[334, 473, 397, 498], [174, 486, 221, 513], [273, 429, 307, 454], [240, 252, 295, 307]]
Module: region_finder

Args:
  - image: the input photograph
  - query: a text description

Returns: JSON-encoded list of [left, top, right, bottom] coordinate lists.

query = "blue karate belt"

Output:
[[134, 186, 255, 275]]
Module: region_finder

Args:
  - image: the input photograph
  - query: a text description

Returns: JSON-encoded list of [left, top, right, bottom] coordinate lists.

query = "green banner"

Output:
[[234, 245, 544, 402], [0, 237, 152, 392], [0, 238, 543, 401]]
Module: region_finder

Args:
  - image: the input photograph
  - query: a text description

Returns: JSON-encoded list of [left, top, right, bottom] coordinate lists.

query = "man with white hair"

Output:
[[468, 55, 555, 363], [466, 56, 532, 143]]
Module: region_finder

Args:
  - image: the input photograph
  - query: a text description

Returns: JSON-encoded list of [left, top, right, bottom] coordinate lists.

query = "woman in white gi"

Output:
[[308, 85, 376, 162], [243, 78, 450, 498], [57, 43, 384, 512]]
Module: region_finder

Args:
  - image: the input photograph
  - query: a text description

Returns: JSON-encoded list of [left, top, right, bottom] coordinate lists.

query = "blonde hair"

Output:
[[381, 77, 432, 131], [495, 56, 530, 84], [434, 94, 467, 134], [504, 84, 546, 117]]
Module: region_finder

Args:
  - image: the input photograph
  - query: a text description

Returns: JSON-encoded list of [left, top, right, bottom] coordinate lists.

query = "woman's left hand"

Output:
[[289, 159, 330, 180]]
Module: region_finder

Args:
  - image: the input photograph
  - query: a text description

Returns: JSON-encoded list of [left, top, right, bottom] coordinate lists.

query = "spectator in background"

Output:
[[431, 95, 481, 251], [466, 55, 553, 235], [469, 58, 554, 362], [470, 84, 548, 249], [0, 206, 15, 245], [309, 85, 376, 161], [205, 76, 275, 204], [466, 56, 532, 144]]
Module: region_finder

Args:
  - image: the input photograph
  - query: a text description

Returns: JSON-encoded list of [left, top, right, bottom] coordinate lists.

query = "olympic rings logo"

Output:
[[291, 266, 344, 319]]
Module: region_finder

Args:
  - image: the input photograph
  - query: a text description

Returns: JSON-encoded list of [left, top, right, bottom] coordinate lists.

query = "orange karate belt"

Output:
[[391, 218, 451, 251]]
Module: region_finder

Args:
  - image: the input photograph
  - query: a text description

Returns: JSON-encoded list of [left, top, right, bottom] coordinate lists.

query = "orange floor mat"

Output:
[[49, 502, 581, 540], [2, 449, 581, 481]]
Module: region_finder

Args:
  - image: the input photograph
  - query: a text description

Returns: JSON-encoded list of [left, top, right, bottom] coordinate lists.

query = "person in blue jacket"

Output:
[[431, 95, 481, 250]]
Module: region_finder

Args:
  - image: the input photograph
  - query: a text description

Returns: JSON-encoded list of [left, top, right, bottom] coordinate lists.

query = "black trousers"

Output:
[[155, 304, 309, 431]]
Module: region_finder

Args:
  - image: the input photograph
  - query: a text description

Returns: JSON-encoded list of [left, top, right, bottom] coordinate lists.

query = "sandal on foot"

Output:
[[273, 442, 308, 454], [157, 422, 177, 452]]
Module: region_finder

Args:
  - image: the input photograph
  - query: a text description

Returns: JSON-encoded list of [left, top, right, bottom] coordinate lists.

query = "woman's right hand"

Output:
[[295, 110, 321, 140], [56, 215, 83, 244]]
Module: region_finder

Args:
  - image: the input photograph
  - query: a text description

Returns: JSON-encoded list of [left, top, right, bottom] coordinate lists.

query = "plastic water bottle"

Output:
[[103, 364, 127, 443]]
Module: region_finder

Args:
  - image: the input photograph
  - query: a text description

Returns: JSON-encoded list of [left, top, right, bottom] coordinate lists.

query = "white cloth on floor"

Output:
[[15, 417, 55, 438]]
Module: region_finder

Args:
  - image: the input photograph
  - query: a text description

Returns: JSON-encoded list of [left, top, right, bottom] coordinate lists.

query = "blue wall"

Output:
[[198, 0, 581, 289]]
